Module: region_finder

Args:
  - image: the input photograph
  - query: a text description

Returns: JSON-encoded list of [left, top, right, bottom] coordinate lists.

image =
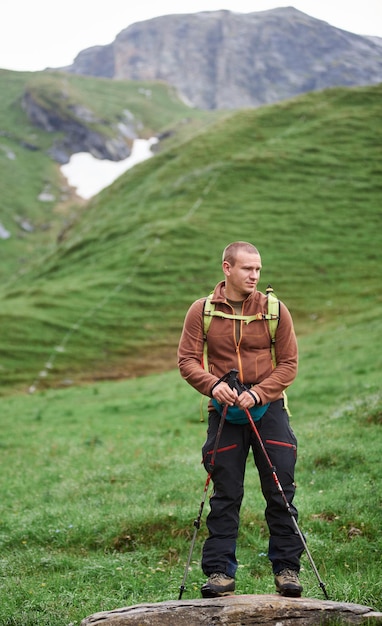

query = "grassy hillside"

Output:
[[0, 83, 381, 395], [0, 69, 217, 281], [0, 81, 381, 624]]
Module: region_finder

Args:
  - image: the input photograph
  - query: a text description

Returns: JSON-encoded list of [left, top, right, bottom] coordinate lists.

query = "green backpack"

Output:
[[203, 284, 279, 370], [202, 285, 291, 416]]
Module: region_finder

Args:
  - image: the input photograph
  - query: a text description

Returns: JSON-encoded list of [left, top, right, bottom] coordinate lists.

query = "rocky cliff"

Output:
[[22, 85, 136, 164], [66, 7, 382, 110]]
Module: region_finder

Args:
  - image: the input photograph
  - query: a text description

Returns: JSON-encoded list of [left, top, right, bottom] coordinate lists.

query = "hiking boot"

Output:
[[201, 572, 235, 598], [274, 568, 303, 597]]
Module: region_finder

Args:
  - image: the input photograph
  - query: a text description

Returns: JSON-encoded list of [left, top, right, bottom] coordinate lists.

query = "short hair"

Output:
[[222, 241, 260, 265]]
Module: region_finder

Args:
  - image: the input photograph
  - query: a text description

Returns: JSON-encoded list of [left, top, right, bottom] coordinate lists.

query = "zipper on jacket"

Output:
[[237, 305, 245, 382], [236, 346, 244, 383], [226, 299, 245, 382], [233, 302, 244, 382]]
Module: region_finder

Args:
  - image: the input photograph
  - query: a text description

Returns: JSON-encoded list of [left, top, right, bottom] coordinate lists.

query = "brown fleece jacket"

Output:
[[177, 281, 298, 405]]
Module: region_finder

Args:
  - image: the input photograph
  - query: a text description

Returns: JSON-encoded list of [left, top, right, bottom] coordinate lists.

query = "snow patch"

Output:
[[61, 137, 158, 200], [0, 223, 11, 239]]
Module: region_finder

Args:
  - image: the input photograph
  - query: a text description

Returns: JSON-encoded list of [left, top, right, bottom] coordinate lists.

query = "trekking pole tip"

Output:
[[320, 581, 329, 600]]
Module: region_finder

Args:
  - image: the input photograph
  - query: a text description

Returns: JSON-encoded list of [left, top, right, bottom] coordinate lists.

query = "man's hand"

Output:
[[211, 381, 238, 406], [235, 389, 260, 410]]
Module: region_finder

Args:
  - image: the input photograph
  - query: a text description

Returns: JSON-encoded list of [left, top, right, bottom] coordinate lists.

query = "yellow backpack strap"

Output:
[[266, 285, 279, 368], [266, 284, 292, 417], [203, 293, 214, 371], [206, 310, 265, 323]]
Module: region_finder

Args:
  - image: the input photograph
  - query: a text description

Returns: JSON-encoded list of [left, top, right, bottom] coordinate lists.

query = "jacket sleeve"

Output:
[[252, 300, 298, 404], [177, 298, 218, 397]]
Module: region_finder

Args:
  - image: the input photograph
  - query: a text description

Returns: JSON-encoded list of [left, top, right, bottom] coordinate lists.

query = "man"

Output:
[[177, 241, 303, 598]]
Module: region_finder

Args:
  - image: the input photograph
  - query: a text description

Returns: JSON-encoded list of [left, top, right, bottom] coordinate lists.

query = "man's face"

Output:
[[223, 251, 262, 300]]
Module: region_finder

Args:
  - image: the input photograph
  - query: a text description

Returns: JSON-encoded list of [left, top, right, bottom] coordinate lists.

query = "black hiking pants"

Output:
[[201, 399, 303, 578]]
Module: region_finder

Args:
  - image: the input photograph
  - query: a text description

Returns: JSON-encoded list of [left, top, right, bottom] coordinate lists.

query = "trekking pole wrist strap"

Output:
[[247, 389, 260, 405], [210, 379, 221, 396]]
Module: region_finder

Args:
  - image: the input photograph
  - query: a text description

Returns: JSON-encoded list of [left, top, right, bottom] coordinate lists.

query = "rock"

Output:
[[21, 89, 135, 164], [81, 594, 382, 625]]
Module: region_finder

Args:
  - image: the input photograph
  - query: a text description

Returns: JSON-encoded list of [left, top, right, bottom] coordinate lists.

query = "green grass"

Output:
[[0, 367, 381, 625], [0, 78, 381, 623]]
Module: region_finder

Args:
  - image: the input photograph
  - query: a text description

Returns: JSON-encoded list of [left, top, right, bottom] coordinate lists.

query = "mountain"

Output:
[[66, 8, 382, 110]]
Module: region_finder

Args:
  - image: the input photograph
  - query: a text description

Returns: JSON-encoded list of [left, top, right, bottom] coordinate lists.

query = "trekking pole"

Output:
[[178, 403, 228, 600], [243, 405, 329, 600]]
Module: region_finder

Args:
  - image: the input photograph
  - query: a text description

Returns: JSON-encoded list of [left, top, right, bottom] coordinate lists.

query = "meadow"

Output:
[[0, 78, 381, 624], [0, 354, 381, 625]]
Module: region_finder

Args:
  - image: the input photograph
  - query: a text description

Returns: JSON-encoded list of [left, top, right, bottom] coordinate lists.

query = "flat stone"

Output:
[[81, 594, 382, 625]]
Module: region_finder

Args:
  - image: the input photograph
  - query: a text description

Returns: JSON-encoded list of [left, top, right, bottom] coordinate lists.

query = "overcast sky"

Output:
[[1, 0, 381, 72]]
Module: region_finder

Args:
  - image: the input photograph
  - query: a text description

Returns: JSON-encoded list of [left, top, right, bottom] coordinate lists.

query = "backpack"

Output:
[[203, 284, 279, 370], [202, 285, 291, 416]]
